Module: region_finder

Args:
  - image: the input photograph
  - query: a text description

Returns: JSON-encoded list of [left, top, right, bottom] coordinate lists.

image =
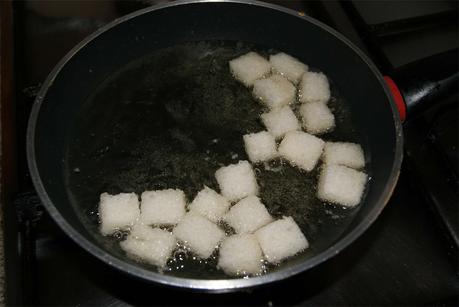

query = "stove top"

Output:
[[2, 0, 458, 305]]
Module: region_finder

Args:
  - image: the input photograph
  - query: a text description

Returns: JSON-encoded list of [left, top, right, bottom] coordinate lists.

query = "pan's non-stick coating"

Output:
[[65, 41, 365, 278], [28, 1, 402, 289]]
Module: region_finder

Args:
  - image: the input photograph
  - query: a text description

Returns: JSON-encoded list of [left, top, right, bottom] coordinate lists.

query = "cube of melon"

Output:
[[278, 131, 325, 171], [99, 192, 140, 236], [129, 222, 159, 240], [243, 131, 277, 163], [218, 234, 263, 275], [322, 142, 365, 169], [317, 164, 368, 207], [229, 52, 271, 87], [120, 228, 176, 268], [224, 195, 273, 234], [215, 161, 259, 202], [253, 75, 296, 109], [269, 52, 308, 84], [173, 213, 225, 259], [299, 101, 335, 134], [255, 216, 308, 264], [140, 189, 186, 226], [261, 106, 300, 139], [188, 186, 231, 223], [299, 71, 331, 103]]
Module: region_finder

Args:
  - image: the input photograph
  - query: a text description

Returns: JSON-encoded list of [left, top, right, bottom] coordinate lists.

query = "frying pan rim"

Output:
[[26, 0, 404, 291]]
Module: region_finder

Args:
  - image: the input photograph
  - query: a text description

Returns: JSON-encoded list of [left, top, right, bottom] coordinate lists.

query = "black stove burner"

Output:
[[4, 0, 458, 305]]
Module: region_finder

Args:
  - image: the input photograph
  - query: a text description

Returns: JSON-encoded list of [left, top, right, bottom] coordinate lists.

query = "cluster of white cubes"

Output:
[[231, 51, 332, 172], [212, 159, 309, 273], [231, 51, 367, 209], [97, 50, 370, 277], [317, 142, 367, 207], [217, 215, 308, 275], [316, 139, 368, 207], [98, 155, 310, 274], [99, 182, 308, 274]]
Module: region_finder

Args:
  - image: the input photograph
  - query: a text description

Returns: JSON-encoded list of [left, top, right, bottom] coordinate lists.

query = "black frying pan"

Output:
[[27, 0, 404, 291]]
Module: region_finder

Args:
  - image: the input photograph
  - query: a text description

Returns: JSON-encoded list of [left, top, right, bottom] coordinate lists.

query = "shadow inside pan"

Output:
[[64, 41, 368, 279]]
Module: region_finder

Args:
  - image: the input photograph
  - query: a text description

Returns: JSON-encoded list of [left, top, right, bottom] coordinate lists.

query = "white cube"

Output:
[[140, 189, 186, 226], [317, 164, 368, 207], [224, 195, 273, 234], [229, 52, 271, 87], [120, 228, 177, 268], [261, 106, 300, 139], [129, 222, 162, 240], [218, 234, 263, 276], [253, 75, 296, 109], [173, 212, 225, 259], [243, 131, 277, 163], [322, 142, 365, 169], [188, 186, 231, 223], [215, 160, 259, 202], [99, 192, 140, 236], [269, 52, 308, 84], [299, 71, 331, 103], [299, 102, 335, 134], [255, 216, 308, 264], [278, 131, 325, 171]]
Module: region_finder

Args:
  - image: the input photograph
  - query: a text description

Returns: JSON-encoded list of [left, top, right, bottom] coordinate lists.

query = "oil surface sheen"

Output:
[[65, 41, 367, 279]]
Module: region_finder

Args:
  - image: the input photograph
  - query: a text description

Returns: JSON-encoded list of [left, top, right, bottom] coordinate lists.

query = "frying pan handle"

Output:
[[384, 49, 458, 123], [383, 76, 406, 122]]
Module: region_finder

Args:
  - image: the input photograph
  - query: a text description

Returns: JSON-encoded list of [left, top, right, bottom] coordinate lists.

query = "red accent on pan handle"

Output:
[[384, 76, 406, 122]]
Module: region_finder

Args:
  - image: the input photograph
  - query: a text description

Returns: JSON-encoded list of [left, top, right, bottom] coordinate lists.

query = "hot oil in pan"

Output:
[[65, 41, 367, 279]]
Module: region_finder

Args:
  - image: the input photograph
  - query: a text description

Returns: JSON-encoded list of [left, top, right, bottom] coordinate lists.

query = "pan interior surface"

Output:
[[29, 1, 401, 288], [64, 41, 366, 279]]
